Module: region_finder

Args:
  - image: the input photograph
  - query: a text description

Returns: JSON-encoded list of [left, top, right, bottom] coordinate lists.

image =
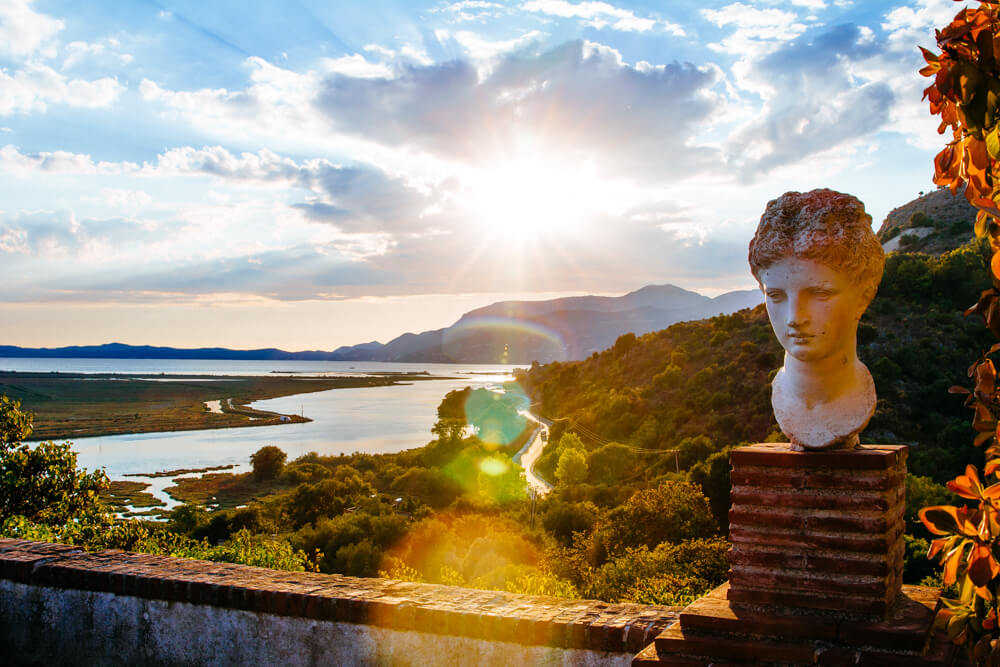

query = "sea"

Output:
[[2, 358, 523, 510]]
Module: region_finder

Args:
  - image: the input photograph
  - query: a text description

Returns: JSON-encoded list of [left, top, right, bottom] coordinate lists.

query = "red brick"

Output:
[[730, 469, 807, 488], [731, 487, 892, 511], [655, 623, 818, 664], [728, 525, 898, 552], [807, 507, 903, 534], [728, 508, 805, 530], [679, 585, 839, 641], [0, 551, 51, 583], [729, 568, 891, 598], [806, 469, 903, 491], [727, 586, 891, 617], [731, 443, 906, 470]]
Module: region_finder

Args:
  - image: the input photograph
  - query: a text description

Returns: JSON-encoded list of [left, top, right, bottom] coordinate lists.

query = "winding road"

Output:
[[514, 411, 553, 495]]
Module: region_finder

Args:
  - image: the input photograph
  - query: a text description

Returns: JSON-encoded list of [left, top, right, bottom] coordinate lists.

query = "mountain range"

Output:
[[1, 284, 762, 364]]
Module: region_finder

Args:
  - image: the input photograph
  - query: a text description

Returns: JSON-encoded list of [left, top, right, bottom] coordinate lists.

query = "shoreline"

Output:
[[2, 371, 455, 442]]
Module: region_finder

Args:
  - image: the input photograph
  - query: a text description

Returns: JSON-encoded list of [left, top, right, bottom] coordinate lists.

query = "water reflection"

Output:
[[65, 370, 516, 508]]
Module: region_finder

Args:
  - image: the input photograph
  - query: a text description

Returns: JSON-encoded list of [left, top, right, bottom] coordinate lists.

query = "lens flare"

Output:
[[442, 315, 568, 363], [463, 383, 531, 448], [478, 456, 508, 477]]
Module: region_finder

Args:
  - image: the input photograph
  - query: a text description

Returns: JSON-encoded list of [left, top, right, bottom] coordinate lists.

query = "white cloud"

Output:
[[0, 0, 63, 59], [83, 188, 153, 212], [320, 54, 393, 79], [62, 39, 134, 70], [448, 30, 545, 61], [702, 3, 804, 39], [868, 0, 965, 150], [790, 0, 826, 8], [0, 145, 131, 175], [0, 64, 125, 116], [434, 0, 506, 23], [315, 40, 722, 179], [521, 0, 682, 35]]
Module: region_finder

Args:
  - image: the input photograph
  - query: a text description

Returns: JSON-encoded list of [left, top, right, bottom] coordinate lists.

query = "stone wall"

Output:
[[0, 538, 678, 666]]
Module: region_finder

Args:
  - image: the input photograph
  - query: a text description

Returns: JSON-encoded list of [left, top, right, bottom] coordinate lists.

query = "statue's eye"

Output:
[[766, 290, 785, 302]]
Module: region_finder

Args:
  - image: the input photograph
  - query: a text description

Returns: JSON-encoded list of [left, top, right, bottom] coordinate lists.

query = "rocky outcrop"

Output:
[[876, 187, 978, 255]]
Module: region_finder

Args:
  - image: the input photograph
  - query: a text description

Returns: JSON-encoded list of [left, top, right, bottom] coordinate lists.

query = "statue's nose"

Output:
[[787, 295, 810, 328]]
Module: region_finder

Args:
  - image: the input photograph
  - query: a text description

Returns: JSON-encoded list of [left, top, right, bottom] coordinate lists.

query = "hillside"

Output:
[[519, 239, 994, 488], [877, 187, 978, 254]]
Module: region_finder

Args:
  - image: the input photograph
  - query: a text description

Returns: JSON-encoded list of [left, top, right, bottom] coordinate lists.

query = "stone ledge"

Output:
[[730, 444, 907, 470], [0, 538, 677, 655]]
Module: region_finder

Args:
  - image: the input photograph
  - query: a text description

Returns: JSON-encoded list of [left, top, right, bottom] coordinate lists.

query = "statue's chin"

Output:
[[771, 363, 876, 451]]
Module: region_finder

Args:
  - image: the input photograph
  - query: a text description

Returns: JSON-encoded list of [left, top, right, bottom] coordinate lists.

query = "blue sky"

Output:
[[0, 0, 960, 349]]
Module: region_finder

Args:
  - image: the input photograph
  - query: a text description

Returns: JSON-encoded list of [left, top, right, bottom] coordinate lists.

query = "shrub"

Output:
[[250, 446, 287, 481]]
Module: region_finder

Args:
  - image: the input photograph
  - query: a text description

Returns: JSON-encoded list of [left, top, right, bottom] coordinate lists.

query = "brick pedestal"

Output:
[[633, 443, 958, 666], [728, 443, 905, 620]]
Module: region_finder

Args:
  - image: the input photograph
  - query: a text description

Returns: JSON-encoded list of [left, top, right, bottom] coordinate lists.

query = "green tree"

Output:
[[250, 445, 287, 481], [555, 448, 588, 486], [604, 481, 717, 554], [0, 396, 108, 525]]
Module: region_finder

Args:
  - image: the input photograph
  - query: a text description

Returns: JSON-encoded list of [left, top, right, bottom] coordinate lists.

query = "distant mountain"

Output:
[[329, 284, 763, 364], [1, 284, 763, 365], [0, 342, 345, 361]]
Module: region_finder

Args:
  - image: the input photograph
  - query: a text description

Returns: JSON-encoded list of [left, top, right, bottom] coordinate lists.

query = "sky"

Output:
[[0, 0, 962, 350]]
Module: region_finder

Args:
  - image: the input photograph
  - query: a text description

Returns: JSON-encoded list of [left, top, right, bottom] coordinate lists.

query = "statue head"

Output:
[[748, 189, 885, 364], [748, 189, 885, 450]]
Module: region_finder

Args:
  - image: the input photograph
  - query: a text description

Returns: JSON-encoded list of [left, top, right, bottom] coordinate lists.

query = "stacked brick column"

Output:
[[727, 443, 905, 619], [633, 443, 957, 666]]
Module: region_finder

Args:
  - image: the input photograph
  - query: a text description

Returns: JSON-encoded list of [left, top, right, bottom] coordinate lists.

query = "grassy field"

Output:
[[100, 480, 166, 518], [0, 372, 444, 440], [164, 471, 292, 509]]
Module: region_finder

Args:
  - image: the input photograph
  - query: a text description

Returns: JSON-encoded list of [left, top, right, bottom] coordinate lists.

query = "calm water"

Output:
[[4, 358, 522, 508]]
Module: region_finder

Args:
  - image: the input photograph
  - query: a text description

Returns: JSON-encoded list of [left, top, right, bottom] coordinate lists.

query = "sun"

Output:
[[459, 155, 615, 243]]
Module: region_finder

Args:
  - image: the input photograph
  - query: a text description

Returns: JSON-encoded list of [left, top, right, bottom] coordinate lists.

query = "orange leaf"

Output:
[[920, 504, 979, 536], [970, 139, 991, 171], [974, 197, 1000, 217], [948, 465, 986, 499], [943, 544, 965, 585], [929, 536, 953, 560], [968, 543, 1000, 586]]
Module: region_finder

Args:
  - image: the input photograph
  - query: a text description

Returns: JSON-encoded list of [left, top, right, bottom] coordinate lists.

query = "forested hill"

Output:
[[517, 240, 995, 484]]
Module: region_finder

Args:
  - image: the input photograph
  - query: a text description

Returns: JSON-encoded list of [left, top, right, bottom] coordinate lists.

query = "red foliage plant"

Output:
[[919, 2, 1000, 662]]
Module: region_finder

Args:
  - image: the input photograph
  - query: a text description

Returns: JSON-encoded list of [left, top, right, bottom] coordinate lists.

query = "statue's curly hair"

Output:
[[748, 189, 885, 295]]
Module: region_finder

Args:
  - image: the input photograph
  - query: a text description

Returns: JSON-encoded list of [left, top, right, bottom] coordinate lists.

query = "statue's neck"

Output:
[[781, 347, 860, 405]]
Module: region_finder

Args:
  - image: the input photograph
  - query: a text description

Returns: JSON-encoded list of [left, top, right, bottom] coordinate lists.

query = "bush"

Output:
[[0, 396, 108, 525], [556, 448, 588, 486], [603, 481, 717, 554], [250, 446, 287, 481]]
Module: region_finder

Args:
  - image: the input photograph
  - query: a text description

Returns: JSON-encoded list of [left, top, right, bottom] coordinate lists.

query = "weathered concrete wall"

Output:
[[0, 539, 678, 666], [1, 581, 629, 666]]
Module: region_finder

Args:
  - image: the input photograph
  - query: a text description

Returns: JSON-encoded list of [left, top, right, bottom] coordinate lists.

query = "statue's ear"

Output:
[[859, 285, 877, 314]]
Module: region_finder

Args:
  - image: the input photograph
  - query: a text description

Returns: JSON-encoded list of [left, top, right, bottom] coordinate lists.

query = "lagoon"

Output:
[[2, 358, 521, 508]]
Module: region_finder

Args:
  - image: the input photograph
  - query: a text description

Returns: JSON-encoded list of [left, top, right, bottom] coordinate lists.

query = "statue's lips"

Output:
[[787, 333, 814, 343]]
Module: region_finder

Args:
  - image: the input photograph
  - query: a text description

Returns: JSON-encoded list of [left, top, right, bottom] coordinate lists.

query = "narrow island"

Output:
[[0, 371, 451, 441]]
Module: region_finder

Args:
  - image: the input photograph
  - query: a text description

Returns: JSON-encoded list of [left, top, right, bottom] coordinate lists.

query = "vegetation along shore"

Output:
[[0, 372, 448, 441]]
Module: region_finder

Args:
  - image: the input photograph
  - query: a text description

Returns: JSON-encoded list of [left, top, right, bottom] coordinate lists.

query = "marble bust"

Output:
[[748, 189, 885, 450]]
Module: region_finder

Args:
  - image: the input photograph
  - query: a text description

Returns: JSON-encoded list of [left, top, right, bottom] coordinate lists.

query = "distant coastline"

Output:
[[2, 370, 447, 441], [0, 343, 349, 361]]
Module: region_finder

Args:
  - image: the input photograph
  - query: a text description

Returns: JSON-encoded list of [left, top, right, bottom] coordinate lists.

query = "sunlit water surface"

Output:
[[4, 359, 521, 510]]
